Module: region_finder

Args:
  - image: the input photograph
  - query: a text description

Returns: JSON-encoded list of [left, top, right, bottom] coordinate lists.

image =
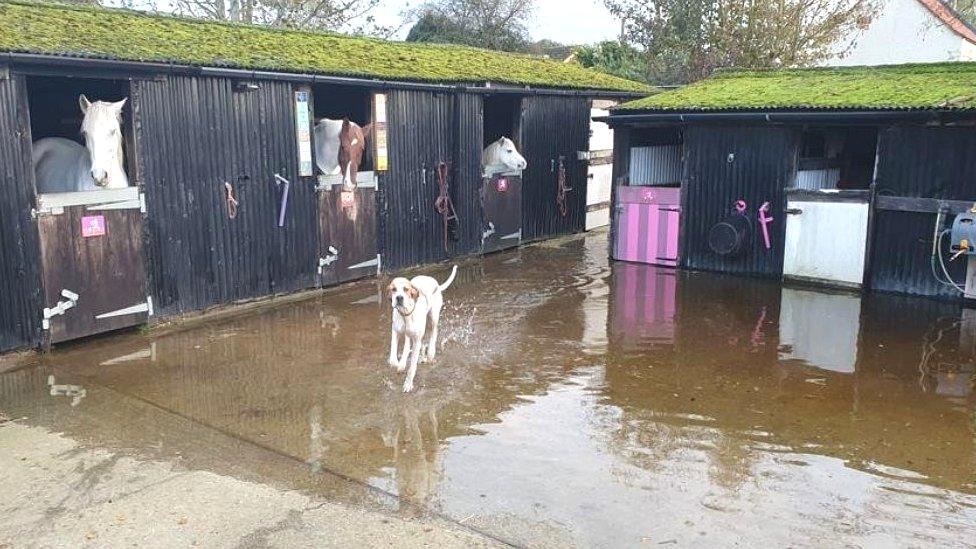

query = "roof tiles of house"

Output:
[[0, 0, 649, 93], [617, 63, 976, 111]]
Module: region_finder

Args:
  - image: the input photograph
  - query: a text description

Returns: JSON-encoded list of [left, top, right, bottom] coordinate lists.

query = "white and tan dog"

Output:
[[387, 265, 458, 392]]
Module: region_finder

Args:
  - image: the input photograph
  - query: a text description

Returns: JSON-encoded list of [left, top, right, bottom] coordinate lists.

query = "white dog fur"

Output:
[[387, 265, 458, 392]]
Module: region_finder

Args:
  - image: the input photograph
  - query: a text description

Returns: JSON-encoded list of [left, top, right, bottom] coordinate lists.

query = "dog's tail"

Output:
[[438, 265, 458, 293]]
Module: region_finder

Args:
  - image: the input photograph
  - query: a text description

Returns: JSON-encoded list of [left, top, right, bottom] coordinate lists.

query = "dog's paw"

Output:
[[387, 357, 399, 368], [396, 361, 407, 372], [402, 380, 414, 393]]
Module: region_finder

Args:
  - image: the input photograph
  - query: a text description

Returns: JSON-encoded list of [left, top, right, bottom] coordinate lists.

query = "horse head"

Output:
[[79, 94, 128, 189], [486, 137, 527, 173], [338, 118, 372, 191]]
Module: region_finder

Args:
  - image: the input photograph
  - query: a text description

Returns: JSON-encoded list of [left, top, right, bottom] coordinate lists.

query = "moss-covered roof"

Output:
[[617, 63, 976, 111], [0, 0, 648, 93]]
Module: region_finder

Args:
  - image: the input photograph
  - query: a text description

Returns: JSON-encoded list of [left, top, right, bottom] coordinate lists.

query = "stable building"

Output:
[[601, 62, 976, 301], [0, 0, 645, 353]]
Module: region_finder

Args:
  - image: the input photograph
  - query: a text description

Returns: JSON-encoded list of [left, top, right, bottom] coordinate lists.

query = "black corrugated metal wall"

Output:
[[455, 92, 484, 255], [521, 96, 589, 241], [681, 125, 795, 277], [136, 76, 313, 316], [868, 127, 976, 299], [0, 73, 42, 352], [380, 90, 464, 270]]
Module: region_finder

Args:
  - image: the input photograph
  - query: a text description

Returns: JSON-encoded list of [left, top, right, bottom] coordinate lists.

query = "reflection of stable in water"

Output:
[[2, 233, 975, 545]]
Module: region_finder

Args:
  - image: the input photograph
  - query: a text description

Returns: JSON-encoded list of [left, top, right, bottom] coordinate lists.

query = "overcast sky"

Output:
[[375, 0, 622, 44]]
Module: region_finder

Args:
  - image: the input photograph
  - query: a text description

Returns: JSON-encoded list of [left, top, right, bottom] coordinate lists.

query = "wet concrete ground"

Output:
[[2, 230, 975, 547]]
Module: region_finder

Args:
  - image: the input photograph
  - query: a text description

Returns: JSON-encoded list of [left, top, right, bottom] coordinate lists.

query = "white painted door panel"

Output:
[[783, 200, 869, 286]]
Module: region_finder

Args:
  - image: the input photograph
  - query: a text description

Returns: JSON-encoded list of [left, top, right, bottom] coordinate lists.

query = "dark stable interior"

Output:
[[483, 95, 521, 147], [798, 127, 878, 190], [312, 83, 374, 171], [25, 75, 135, 184]]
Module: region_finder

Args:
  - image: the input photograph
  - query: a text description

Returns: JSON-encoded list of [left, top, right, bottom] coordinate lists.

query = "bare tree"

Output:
[[171, 0, 390, 34], [605, 0, 879, 85]]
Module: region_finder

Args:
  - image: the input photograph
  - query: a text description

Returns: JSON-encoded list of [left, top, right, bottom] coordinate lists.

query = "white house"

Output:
[[830, 0, 976, 65]]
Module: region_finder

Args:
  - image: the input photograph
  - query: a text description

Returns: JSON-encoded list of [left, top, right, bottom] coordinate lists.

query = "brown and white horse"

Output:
[[314, 118, 373, 191]]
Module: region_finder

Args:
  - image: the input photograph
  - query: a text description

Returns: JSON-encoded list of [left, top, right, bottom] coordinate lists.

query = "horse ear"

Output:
[[361, 123, 373, 140], [341, 117, 350, 130], [78, 94, 90, 114], [113, 98, 128, 112]]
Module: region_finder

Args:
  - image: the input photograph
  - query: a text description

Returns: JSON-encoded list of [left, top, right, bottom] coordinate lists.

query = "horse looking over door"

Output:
[[483, 136, 527, 177], [314, 117, 372, 191], [32, 95, 129, 193]]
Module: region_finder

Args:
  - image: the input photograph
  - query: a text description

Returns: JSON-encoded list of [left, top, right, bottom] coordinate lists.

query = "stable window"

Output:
[[311, 84, 376, 187], [796, 128, 877, 191], [628, 127, 682, 186], [26, 75, 135, 195], [482, 95, 524, 177]]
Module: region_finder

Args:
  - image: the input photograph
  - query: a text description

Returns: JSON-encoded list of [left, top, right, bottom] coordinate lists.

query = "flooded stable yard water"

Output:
[[2, 231, 976, 547]]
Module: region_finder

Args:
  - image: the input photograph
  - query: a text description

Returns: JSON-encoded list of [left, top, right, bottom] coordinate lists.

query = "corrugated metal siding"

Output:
[[868, 127, 976, 299], [380, 90, 460, 271], [0, 73, 42, 351], [629, 145, 682, 185], [681, 125, 796, 277], [136, 76, 314, 316], [521, 96, 589, 241], [795, 168, 839, 191], [455, 92, 484, 255]]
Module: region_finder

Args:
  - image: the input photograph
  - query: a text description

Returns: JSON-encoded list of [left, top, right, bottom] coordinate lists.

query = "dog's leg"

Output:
[[403, 336, 422, 393], [426, 306, 441, 362], [388, 327, 399, 367], [397, 337, 411, 372]]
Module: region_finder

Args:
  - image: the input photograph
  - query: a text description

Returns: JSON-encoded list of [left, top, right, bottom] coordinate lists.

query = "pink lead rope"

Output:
[[758, 201, 773, 250]]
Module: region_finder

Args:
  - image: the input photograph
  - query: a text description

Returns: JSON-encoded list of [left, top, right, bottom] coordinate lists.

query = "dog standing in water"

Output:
[[387, 265, 458, 393]]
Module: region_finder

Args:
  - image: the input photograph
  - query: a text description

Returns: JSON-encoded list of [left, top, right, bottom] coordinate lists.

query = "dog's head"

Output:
[[388, 277, 419, 314]]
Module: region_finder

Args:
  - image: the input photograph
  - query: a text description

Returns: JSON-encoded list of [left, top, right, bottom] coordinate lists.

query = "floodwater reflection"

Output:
[[1, 232, 975, 547]]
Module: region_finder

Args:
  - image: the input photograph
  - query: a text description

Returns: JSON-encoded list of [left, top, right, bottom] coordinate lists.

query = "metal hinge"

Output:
[[349, 256, 380, 272], [94, 296, 153, 320], [42, 289, 80, 330], [501, 230, 521, 241], [0, 66, 8, 81]]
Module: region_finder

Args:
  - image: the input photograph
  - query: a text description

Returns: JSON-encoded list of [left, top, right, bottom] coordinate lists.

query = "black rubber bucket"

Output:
[[708, 214, 752, 257]]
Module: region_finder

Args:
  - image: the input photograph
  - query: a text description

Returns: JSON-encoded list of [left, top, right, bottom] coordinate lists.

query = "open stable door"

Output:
[[481, 173, 522, 253], [613, 186, 680, 266], [36, 189, 150, 344]]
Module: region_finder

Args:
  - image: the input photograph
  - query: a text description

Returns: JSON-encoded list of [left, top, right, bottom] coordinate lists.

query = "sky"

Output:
[[375, 0, 623, 44]]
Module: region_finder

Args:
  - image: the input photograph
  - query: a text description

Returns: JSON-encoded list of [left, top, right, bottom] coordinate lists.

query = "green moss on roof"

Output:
[[0, 1, 648, 92], [617, 63, 976, 111]]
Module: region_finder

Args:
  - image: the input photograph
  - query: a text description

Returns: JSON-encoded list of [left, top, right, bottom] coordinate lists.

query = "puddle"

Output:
[[2, 232, 975, 546]]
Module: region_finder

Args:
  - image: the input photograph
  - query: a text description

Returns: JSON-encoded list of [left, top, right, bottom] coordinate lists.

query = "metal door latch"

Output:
[[318, 246, 339, 274], [786, 208, 803, 215], [42, 289, 79, 330], [482, 222, 496, 243]]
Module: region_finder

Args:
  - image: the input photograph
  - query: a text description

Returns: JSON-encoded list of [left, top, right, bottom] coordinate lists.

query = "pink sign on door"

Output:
[[81, 215, 106, 238]]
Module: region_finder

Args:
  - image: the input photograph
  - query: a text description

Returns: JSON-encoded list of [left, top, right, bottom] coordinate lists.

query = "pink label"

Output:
[[496, 178, 509, 193], [81, 215, 106, 238]]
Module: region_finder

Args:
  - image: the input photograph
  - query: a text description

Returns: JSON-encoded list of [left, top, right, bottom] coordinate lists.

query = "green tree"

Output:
[[405, 0, 535, 52], [575, 41, 648, 82], [604, 0, 879, 85]]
